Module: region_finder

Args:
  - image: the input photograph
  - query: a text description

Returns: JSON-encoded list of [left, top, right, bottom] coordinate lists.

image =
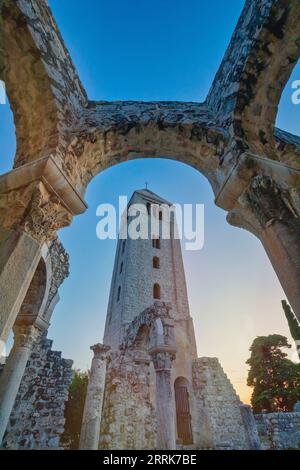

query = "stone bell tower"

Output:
[[80, 190, 257, 451], [103, 188, 197, 362]]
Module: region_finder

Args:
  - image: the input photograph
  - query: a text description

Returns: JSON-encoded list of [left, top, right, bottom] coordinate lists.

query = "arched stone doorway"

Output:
[[174, 377, 193, 445]]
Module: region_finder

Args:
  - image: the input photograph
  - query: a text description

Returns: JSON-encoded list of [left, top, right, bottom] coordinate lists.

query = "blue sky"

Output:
[[0, 0, 299, 402]]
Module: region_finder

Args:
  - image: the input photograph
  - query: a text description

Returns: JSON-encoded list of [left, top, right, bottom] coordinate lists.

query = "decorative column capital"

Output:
[[12, 324, 41, 350], [0, 156, 87, 243], [90, 343, 110, 360], [245, 175, 298, 229], [227, 174, 299, 236], [149, 347, 176, 371]]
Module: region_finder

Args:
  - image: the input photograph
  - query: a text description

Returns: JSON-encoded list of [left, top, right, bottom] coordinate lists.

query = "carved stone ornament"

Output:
[[12, 324, 42, 350]]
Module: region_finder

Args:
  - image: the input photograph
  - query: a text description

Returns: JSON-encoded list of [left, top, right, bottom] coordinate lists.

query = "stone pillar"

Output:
[[0, 229, 41, 343], [0, 156, 86, 344], [239, 404, 262, 450], [79, 343, 110, 450], [150, 347, 176, 450], [0, 324, 41, 444], [228, 174, 300, 321]]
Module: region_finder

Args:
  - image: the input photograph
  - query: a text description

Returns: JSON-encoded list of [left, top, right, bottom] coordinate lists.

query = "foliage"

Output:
[[61, 369, 89, 449], [246, 335, 300, 413], [282, 300, 300, 359]]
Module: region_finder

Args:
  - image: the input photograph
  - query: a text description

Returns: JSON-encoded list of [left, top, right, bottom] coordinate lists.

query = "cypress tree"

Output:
[[282, 300, 300, 360]]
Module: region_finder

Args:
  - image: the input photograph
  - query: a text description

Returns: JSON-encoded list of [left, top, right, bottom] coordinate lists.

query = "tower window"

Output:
[[159, 211, 163, 221], [120, 262, 123, 274], [122, 240, 126, 254], [117, 286, 121, 302], [152, 238, 160, 249], [153, 283, 161, 300], [153, 257, 160, 269]]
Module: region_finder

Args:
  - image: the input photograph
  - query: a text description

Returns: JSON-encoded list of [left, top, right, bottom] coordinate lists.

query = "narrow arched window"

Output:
[[153, 257, 160, 269], [117, 286, 121, 302], [159, 210, 163, 221], [122, 240, 126, 254], [153, 283, 161, 300], [119, 262, 123, 274]]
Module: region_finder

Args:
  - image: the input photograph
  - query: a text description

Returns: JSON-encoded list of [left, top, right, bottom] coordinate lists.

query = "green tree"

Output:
[[62, 369, 89, 449], [282, 300, 300, 360], [246, 335, 300, 413]]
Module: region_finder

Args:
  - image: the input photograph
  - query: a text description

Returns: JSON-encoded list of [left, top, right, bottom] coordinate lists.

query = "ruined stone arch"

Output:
[[0, 0, 300, 334], [0, 1, 60, 165], [121, 303, 175, 354]]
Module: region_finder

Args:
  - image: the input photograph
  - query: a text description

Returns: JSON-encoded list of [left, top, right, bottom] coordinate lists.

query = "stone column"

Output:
[[150, 347, 176, 450], [79, 343, 110, 450], [0, 156, 86, 344], [228, 175, 300, 321], [0, 324, 41, 444], [0, 228, 41, 343]]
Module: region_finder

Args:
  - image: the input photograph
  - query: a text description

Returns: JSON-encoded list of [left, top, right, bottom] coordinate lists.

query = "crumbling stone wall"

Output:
[[255, 412, 300, 450], [2, 334, 73, 449], [99, 351, 157, 450], [192, 358, 249, 450]]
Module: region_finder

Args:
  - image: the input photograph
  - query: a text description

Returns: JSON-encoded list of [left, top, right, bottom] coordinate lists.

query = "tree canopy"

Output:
[[247, 335, 300, 413]]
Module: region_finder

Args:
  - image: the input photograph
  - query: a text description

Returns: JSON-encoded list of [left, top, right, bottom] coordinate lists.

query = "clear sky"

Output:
[[0, 0, 299, 403]]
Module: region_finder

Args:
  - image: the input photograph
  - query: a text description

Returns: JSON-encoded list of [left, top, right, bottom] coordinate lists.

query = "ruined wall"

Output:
[[255, 412, 300, 450], [192, 358, 249, 450], [99, 352, 258, 450], [2, 334, 73, 449], [99, 351, 157, 450]]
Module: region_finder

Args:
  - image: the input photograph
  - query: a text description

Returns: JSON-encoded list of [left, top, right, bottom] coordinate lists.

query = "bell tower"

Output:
[[103, 189, 197, 368]]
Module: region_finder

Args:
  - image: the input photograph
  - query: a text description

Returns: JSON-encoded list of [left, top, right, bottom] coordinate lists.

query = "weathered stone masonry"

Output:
[[2, 333, 73, 450], [0, 0, 300, 451], [255, 412, 300, 450]]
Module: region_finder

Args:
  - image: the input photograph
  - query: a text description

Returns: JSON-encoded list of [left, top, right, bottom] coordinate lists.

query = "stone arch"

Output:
[[235, 0, 300, 157], [206, 0, 300, 161], [121, 302, 175, 353], [0, 1, 60, 165], [76, 101, 229, 197], [0, 0, 87, 171]]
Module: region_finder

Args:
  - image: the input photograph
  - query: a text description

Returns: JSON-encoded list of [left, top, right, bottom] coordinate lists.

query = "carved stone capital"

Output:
[[22, 182, 74, 242], [12, 324, 41, 350], [90, 343, 110, 360], [227, 174, 300, 236], [245, 175, 298, 228], [0, 156, 87, 243]]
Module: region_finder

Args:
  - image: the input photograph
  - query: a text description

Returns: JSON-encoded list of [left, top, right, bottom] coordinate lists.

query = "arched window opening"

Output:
[[153, 257, 160, 269], [174, 377, 193, 445], [153, 283, 161, 300], [117, 286, 121, 302], [122, 240, 126, 255], [159, 210, 163, 221]]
